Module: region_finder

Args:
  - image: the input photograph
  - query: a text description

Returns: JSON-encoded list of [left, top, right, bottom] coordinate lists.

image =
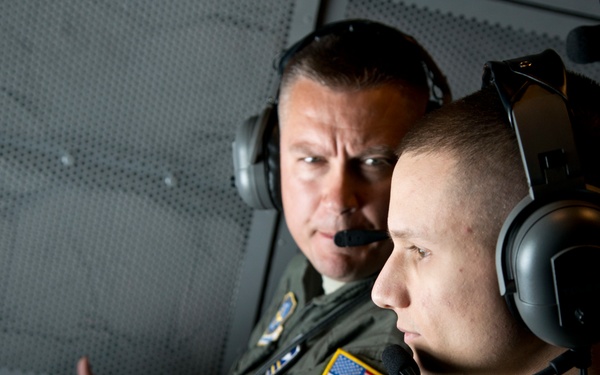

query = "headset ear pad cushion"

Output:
[[497, 194, 600, 349], [232, 104, 280, 210], [265, 115, 282, 211]]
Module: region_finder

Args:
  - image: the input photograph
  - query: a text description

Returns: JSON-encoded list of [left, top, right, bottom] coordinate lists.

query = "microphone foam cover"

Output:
[[382, 344, 420, 375]]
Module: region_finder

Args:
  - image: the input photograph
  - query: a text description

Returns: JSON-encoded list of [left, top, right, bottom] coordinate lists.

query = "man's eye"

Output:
[[302, 156, 322, 163], [408, 245, 430, 259], [364, 157, 395, 167]]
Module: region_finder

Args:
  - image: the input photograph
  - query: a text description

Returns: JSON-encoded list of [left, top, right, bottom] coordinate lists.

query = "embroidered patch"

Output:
[[323, 348, 383, 375], [257, 292, 297, 346], [265, 344, 302, 375]]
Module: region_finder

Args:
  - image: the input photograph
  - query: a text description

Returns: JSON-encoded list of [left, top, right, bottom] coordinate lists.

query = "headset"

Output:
[[483, 49, 600, 350], [232, 19, 452, 210]]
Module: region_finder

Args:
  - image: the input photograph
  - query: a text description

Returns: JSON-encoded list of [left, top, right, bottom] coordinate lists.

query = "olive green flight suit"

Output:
[[229, 253, 405, 375]]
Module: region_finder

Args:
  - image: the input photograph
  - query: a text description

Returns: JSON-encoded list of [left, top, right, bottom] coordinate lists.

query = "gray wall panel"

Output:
[[1, 1, 599, 374], [0, 1, 294, 374]]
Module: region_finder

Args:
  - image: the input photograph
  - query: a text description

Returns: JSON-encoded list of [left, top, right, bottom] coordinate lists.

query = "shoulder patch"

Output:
[[257, 291, 297, 346], [323, 348, 383, 375]]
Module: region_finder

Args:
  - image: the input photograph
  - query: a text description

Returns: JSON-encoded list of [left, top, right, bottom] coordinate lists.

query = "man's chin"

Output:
[[319, 270, 355, 283], [414, 349, 457, 374], [305, 246, 378, 282], [312, 261, 358, 283]]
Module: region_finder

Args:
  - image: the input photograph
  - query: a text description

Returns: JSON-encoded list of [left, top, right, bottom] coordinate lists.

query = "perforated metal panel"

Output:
[[2, 1, 600, 375], [0, 1, 293, 374], [345, 0, 600, 98]]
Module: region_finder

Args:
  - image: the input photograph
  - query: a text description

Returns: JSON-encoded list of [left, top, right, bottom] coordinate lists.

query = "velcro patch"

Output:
[[257, 292, 297, 346], [323, 348, 382, 375]]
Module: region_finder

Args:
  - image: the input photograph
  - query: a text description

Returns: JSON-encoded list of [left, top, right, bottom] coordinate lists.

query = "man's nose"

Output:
[[372, 252, 410, 310], [321, 166, 359, 214]]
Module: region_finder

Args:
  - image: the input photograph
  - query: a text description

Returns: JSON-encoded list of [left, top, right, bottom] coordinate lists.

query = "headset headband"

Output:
[[483, 49, 584, 197], [277, 19, 452, 108]]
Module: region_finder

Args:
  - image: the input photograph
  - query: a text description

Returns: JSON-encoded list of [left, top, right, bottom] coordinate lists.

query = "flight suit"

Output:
[[229, 253, 405, 375]]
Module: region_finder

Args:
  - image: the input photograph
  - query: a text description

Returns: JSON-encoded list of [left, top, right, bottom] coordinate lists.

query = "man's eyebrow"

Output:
[[388, 228, 417, 240], [361, 145, 396, 155], [287, 142, 321, 154], [353, 145, 398, 160], [286, 142, 348, 158], [286, 143, 396, 156]]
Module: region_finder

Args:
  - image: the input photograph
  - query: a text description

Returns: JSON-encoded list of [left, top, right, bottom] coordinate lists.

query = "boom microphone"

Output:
[[566, 24, 600, 64], [382, 345, 420, 375], [333, 229, 389, 247]]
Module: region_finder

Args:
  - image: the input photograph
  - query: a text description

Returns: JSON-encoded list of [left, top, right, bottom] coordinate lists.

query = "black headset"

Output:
[[483, 49, 600, 350], [232, 19, 452, 210]]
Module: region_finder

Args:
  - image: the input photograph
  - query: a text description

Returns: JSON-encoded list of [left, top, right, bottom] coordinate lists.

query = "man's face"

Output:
[[372, 151, 542, 374], [278, 76, 426, 282]]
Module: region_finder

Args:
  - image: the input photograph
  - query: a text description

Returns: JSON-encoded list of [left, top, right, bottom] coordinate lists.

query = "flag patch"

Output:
[[323, 348, 382, 375]]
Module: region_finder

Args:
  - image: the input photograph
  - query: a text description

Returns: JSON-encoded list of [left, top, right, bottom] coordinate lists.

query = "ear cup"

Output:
[[497, 192, 600, 349], [484, 49, 600, 350], [232, 103, 280, 210]]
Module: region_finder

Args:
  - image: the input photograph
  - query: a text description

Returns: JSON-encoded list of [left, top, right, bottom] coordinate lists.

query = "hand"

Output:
[[77, 356, 95, 375]]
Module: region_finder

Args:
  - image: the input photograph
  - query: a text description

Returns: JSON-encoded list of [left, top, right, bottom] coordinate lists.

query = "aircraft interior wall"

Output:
[[0, 1, 599, 374]]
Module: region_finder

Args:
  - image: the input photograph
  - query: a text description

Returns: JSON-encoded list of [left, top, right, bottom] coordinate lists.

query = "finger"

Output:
[[77, 356, 93, 375]]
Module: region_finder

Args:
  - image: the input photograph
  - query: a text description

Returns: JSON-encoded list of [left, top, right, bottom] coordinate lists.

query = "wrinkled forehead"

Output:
[[278, 74, 427, 121]]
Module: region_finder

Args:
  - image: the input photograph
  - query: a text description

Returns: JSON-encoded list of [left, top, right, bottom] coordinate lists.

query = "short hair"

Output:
[[397, 70, 600, 248], [278, 20, 433, 100]]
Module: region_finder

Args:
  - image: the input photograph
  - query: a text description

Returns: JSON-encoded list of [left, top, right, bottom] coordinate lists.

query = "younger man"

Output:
[[373, 49, 600, 374]]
